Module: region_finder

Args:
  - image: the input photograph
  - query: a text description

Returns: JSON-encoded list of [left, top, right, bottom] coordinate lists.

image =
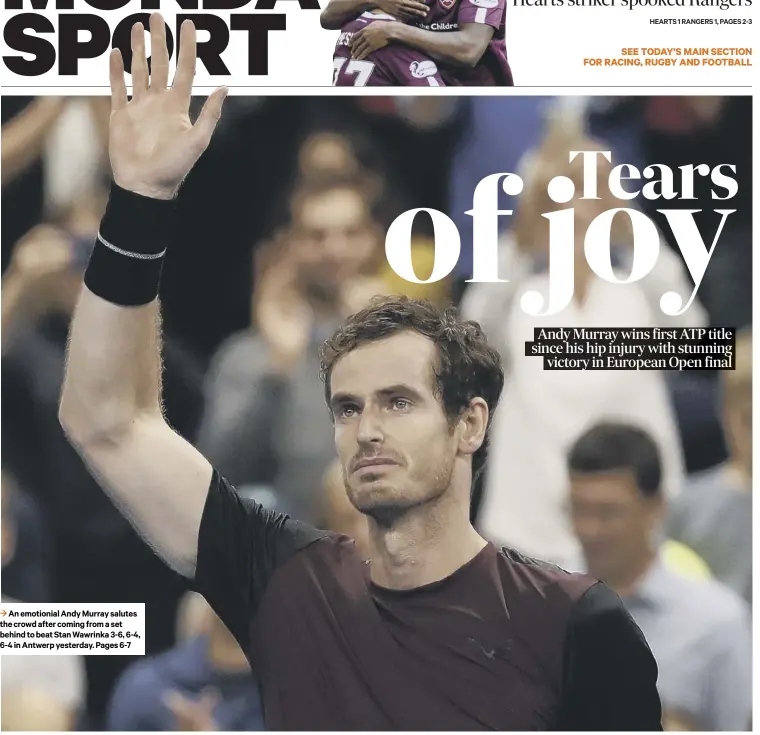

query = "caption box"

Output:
[[525, 327, 735, 370], [0, 603, 145, 655]]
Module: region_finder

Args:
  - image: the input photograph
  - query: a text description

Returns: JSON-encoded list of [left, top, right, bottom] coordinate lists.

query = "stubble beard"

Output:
[[342, 453, 455, 530]]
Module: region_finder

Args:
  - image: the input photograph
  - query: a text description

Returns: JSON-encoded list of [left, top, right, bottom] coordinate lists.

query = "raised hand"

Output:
[[108, 13, 228, 200], [253, 237, 314, 375]]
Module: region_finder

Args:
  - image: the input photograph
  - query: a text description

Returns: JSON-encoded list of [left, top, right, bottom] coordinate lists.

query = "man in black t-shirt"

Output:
[[59, 14, 663, 731]]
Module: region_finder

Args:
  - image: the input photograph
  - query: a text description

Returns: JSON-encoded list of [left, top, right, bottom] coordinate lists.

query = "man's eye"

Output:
[[339, 406, 357, 418], [392, 398, 410, 410]]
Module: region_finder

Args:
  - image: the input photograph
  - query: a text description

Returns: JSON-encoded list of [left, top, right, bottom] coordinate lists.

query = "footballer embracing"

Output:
[[322, 0, 513, 86]]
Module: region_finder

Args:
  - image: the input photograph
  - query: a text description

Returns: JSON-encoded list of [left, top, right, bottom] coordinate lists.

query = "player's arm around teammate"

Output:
[[351, 20, 493, 68], [321, 0, 429, 29], [58, 14, 227, 580]]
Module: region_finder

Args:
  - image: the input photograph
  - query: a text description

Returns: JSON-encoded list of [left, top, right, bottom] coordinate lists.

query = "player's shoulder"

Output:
[[340, 11, 379, 31], [261, 523, 367, 601], [495, 546, 599, 604], [295, 528, 366, 567], [338, 17, 363, 34]]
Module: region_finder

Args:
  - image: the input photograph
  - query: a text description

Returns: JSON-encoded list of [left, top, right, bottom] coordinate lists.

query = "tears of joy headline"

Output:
[[384, 150, 740, 317]]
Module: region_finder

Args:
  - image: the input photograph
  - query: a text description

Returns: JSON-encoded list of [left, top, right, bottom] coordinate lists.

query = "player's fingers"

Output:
[[149, 12, 170, 91], [402, 1, 429, 13], [349, 29, 362, 48], [350, 34, 367, 57], [171, 19, 196, 106], [191, 86, 228, 151], [130, 22, 149, 98], [109, 48, 128, 111], [359, 37, 376, 58]]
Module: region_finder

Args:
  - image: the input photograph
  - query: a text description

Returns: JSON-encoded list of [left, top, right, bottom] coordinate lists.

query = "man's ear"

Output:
[[458, 397, 489, 458]]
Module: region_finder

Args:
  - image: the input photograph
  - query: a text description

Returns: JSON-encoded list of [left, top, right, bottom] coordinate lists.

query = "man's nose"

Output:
[[577, 516, 606, 544], [356, 407, 384, 444]]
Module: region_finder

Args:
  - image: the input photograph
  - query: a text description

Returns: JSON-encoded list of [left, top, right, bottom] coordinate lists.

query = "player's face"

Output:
[[569, 470, 662, 582], [329, 332, 459, 521], [292, 188, 377, 290]]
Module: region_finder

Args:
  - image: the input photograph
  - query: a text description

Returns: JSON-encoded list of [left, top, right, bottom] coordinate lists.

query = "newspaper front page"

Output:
[[0, 0, 755, 730]]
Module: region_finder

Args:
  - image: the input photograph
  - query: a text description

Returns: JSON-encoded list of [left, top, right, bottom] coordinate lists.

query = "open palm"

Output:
[[109, 13, 227, 200]]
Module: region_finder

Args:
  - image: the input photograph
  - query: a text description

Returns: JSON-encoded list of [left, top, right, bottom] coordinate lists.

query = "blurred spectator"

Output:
[[1, 470, 52, 603], [197, 174, 386, 522], [298, 131, 363, 180], [107, 594, 263, 731], [668, 330, 752, 604], [1, 465, 86, 732], [461, 116, 700, 568], [295, 132, 390, 232], [316, 98, 465, 228], [1, 189, 201, 725], [1, 98, 66, 270], [1, 661, 86, 732], [2, 98, 110, 274], [44, 98, 110, 216], [1, 98, 66, 187], [568, 423, 752, 732], [664, 368, 727, 475]]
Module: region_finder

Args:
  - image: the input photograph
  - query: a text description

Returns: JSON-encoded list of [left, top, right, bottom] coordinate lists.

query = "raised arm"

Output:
[[58, 14, 227, 580]]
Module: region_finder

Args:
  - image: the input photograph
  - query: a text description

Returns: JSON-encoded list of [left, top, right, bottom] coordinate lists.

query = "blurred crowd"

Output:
[[0, 95, 752, 731]]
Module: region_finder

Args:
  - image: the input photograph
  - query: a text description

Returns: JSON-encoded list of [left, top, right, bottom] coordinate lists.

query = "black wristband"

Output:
[[84, 183, 178, 307]]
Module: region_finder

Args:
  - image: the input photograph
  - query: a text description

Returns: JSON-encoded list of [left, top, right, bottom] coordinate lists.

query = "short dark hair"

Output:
[[319, 295, 504, 483], [290, 172, 376, 224], [567, 422, 662, 499]]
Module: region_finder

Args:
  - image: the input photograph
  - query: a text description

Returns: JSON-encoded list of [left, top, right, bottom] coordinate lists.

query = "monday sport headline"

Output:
[[2, 2, 317, 76]]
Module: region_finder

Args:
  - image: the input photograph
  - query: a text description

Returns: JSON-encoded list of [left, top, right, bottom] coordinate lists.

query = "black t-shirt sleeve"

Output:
[[191, 469, 327, 651], [558, 581, 663, 731]]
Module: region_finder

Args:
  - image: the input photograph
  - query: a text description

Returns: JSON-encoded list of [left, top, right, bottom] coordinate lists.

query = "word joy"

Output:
[[385, 151, 738, 317]]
